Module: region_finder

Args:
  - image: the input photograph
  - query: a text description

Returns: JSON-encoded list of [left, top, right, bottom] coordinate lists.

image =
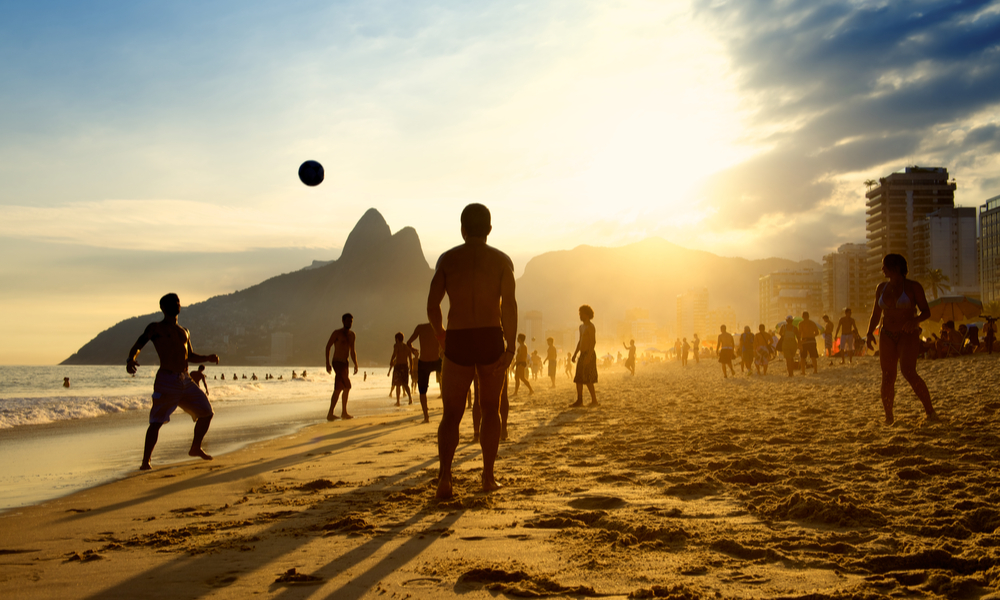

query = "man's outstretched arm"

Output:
[[126, 324, 154, 374]]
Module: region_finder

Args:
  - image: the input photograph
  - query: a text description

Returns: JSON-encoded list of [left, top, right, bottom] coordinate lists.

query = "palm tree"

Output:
[[864, 178, 877, 191], [918, 269, 952, 300]]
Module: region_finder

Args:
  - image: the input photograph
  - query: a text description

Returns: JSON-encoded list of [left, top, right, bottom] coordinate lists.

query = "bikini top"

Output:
[[878, 283, 912, 309]]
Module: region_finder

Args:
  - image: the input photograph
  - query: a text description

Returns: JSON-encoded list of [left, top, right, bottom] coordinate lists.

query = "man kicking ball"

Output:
[[126, 293, 219, 470]]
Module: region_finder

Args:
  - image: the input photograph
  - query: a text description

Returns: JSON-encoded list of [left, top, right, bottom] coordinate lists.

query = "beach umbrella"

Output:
[[928, 296, 982, 322]]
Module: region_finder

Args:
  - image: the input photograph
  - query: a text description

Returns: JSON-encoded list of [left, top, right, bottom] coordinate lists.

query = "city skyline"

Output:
[[3, 1, 1000, 364]]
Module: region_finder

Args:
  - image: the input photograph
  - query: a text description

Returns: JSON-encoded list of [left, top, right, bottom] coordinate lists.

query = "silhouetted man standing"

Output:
[[428, 204, 516, 499], [325, 313, 358, 420]]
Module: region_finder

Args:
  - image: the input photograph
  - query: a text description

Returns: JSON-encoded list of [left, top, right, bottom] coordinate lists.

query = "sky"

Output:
[[2, 0, 1000, 364]]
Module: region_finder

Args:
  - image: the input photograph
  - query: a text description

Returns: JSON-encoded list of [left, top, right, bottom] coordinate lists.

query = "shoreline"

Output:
[[2, 358, 1000, 599]]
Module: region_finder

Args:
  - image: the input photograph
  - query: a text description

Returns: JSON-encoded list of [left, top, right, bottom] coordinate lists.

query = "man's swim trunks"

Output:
[[444, 327, 504, 367], [840, 334, 855, 352], [574, 350, 599, 384], [801, 338, 819, 359], [417, 359, 442, 394], [149, 369, 214, 424], [823, 333, 833, 350], [331, 360, 351, 389], [392, 363, 409, 387]]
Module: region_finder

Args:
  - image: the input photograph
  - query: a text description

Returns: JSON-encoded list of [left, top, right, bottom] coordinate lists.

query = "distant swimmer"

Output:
[[126, 293, 219, 470], [570, 305, 598, 407], [428, 203, 516, 499], [716, 324, 736, 378], [388, 332, 414, 406], [190, 365, 210, 395], [623, 339, 636, 375], [220, 373, 225, 381], [325, 313, 359, 421], [834, 308, 857, 365], [513, 334, 533, 396], [63, 377, 70, 388], [544, 337, 558, 387], [407, 322, 442, 423]]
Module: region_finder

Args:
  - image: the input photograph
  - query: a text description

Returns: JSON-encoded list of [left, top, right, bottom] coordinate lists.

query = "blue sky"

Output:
[[2, 0, 1000, 363]]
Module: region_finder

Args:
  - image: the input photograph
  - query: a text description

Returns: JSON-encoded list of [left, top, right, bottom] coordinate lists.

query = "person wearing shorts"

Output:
[[325, 313, 359, 420], [407, 322, 443, 423], [427, 203, 516, 499], [126, 293, 219, 471], [150, 370, 214, 424], [835, 308, 858, 365], [798, 311, 820, 374]]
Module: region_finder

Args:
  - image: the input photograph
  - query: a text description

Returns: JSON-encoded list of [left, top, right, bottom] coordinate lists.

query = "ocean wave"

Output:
[[0, 395, 150, 429]]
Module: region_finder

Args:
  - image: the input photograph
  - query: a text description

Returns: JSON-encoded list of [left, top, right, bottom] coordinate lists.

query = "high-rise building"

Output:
[[706, 306, 737, 332], [822, 243, 868, 317], [865, 166, 956, 289], [617, 308, 656, 347], [270, 332, 293, 364], [759, 270, 822, 327], [979, 195, 1000, 305], [913, 206, 978, 297], [523, 310, 544, 352], [676, 288, 708, 339]]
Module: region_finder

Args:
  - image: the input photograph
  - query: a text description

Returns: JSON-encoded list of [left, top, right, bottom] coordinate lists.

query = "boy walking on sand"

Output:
[[126, 293, 219, 471]]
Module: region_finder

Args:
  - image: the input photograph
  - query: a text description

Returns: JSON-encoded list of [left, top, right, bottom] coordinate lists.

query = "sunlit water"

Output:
[[0, 364, 419, 511]]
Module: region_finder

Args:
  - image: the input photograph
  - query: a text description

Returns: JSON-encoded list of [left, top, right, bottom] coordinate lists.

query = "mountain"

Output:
[[516, 237, 819, 334], [61, 213, 820, 366], [61, 209, 434, 366]]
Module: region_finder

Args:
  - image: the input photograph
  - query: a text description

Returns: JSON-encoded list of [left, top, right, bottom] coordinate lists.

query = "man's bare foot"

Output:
[[482, 475, 501, 493], [189, 448, 213, 461], [588, 400, 599, 407], [342, 413, 354, 420], [501, 426, 508, 441], [570, 400, 584, 407], [884, 415, 895, 425], [925, 411, 940, 422], [327, 414, 340, 421], [140, 462, 152, 471], [436, 475, 453, 500], [473, 433, 480, 443], [408, 400, 413, 405], [422, 417, 430, 424], [395, 401, 400, 406]]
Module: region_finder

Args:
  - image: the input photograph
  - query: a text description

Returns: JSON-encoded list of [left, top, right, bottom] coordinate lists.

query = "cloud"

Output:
[[693, 0, 1000, 231]]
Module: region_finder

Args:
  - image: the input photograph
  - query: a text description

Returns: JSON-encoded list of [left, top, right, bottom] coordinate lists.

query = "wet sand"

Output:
[[2, 355, 1000, 599]]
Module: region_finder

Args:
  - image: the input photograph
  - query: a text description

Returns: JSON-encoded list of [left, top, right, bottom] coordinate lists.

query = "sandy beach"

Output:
[[2, 355, 1000, 599]]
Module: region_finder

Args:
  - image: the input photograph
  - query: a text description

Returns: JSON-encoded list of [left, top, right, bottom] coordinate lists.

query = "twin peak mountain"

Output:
[[61, 209, 815, 365]]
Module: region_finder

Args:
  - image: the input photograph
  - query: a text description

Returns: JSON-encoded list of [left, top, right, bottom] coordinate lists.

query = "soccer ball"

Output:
[[298, 160, 324, 186]]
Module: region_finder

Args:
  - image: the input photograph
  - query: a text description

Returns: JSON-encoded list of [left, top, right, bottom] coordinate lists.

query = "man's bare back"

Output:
[[430, 243, 513, 332], [407, 323, 440, 361]]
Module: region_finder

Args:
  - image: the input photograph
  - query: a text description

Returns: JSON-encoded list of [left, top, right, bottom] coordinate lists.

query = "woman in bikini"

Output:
[[865, 253, 939, 425]]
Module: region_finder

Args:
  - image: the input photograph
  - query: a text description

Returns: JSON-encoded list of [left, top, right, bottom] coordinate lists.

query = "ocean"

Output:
[[0, 364, 420, 512]]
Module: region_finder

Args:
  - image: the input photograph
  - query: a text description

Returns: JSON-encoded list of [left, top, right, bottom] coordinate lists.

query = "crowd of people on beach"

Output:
[[121, 199, 982, 495]]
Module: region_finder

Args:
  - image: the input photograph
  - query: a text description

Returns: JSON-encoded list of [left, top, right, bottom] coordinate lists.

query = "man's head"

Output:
[[395, 332, 404, 342], [759, 324, 766, 332], [461, 203, 492, 239], [720, 324, 727, 332], [547, 337, 554, 345], [802, 311, 810, 320], [518, 333, 526, 343], [197, 365, 205, 372], [823, 314, 830, 322], [786, 316, 794, 326], [579, 305, 594, 320], [159, 293, 180, 316], [342, 313, 354, 329], [844, 308, 852, 316]]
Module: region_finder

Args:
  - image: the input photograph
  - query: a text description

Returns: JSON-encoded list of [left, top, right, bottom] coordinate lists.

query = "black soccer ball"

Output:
[[298, 160, 324, 187]]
